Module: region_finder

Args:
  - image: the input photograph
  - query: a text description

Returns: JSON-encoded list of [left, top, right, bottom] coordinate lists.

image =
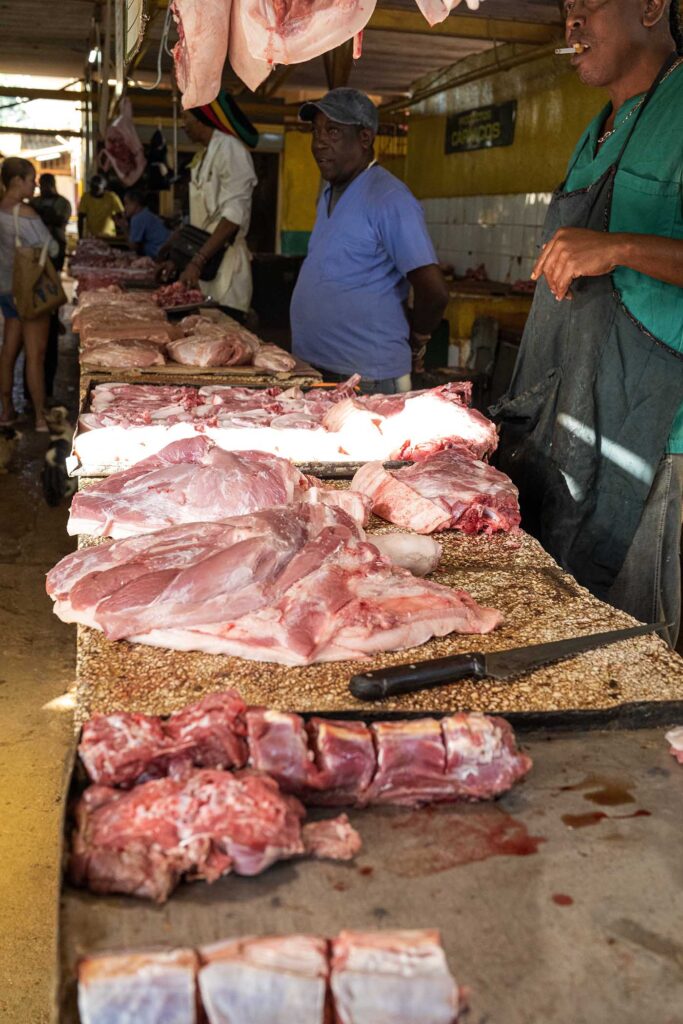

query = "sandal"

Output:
[[0, 414, 18, 427], [35, 418, 49, 433]]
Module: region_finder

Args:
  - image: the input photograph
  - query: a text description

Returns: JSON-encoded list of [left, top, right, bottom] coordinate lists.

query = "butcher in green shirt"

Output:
[[496, 0, 683, 646]]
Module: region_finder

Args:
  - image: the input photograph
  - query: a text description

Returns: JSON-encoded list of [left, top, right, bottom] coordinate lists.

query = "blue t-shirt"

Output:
[[129, 207, 170, 259], [290, 165, 438, 379]]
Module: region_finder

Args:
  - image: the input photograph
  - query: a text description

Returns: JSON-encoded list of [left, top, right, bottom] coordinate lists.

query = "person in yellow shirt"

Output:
[[77, 174, 123, 238]]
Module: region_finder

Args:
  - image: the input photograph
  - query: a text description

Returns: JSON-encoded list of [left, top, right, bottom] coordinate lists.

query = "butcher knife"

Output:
[[349, 622, 665, 701]]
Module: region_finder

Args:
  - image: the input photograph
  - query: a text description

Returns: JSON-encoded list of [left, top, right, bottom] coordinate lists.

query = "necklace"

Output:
[[596, 55, 683, 145]]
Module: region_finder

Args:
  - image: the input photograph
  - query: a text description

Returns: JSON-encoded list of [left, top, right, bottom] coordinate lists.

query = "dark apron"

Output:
[[491, 56, 683, 602]]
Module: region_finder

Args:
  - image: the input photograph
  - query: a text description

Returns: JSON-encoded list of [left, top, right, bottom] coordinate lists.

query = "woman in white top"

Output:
[[0, 157, 58, 430], [177, 91, 258, 321]]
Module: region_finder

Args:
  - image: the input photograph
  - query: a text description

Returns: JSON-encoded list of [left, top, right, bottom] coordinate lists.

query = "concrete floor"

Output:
[[0, 332, 682, 1023]]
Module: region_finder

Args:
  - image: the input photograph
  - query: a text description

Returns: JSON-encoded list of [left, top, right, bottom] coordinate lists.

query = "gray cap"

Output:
[[299, 88, 379, 134]]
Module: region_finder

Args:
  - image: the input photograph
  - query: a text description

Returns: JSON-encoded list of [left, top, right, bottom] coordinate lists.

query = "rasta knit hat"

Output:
[[190, 90, 260, 149]]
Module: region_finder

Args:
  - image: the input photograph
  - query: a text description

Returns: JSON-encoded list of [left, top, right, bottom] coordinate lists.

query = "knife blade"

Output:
[[349, 622, 664, 701]]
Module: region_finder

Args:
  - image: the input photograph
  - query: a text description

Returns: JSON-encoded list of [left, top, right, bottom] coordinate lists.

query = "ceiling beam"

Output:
[[0, 86, 84, 102], [0, 125, 83, 137], [367, 9, 559, 45]]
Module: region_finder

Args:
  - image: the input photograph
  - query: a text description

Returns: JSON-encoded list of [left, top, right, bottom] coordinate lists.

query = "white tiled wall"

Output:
[[422, 193, 553, 283]]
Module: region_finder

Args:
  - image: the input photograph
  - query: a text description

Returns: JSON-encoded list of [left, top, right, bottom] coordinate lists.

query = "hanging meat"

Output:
[[100, 99, 146, 187], [77, 690, 532, 804], [171, 0, 231, 109], [237, 0, 378, 68], [415, 0, 484, 27]]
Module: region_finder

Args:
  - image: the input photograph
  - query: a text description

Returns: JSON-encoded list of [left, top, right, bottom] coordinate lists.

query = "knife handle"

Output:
[[349, 653, 486, 702]]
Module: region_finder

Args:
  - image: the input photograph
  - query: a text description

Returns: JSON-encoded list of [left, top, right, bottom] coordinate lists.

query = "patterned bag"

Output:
[[12, 205, 67, 320]]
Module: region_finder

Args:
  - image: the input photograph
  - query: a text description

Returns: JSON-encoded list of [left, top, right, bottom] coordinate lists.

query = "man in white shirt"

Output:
[[178, 91, 258, 320]]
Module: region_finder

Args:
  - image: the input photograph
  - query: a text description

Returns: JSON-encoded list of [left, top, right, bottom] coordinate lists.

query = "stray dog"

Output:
[[0, 425, 21, 473], [41, 405, 77, 507]]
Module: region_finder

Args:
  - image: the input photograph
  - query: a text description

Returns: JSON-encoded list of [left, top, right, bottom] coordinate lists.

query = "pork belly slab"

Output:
[[48, 503, 501, 664], [70, 768, 360, 903], [78, 692, 532, 806], [68, 438, 371, 539], [78, 948, 198, 1024], [331, 929, 460, 1024], [199, 935, 329, 1024], [352, 450, 521, 535], [73, 377, 498, 470]]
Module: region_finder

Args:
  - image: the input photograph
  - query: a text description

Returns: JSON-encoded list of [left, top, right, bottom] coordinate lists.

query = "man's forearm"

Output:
[[411, 288, 448, 336], [612, 233, 683, 289], [198, 219, 239, 261]]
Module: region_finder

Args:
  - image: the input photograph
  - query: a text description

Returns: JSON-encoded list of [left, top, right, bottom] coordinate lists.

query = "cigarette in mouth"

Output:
[[555, 43, 585, 54]]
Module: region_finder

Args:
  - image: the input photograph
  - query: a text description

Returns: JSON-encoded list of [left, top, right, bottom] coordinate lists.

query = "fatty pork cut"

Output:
[[78, 949, 198, 1024], [252, 343, 297, 372], [47, 503, 502, 664], [198, 935, 328, 1024], [78, 690, 532, 804], [352, 449, 521, 535], [82, 340, 167, 370], [331, 929, 460, 1024], [416, 0, 484, 27], [74, 377, 499, 471], [666, 727, 683, 764], [70, 767, 360, 902], [171, 0, 230, 109], [67, 438, 371, 539]]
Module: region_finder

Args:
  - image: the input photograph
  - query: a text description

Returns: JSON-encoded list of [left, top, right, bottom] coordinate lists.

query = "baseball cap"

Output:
[[299, 88, 379, 133]]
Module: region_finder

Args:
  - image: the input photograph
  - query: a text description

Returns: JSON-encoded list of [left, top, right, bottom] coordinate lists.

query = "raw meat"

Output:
[[370, 534, 442, 576], [77, 691, 531, 807], [666, 727, 683, 765], [171, 0, 230, 110], [73, 377, 499, 472], [228, 0, 271, 92], [154, 281, 207, 308], [100, 99, 146, 186], [70, 767, 360, 902], [331, 929, 460, 1024], [238, 0, 377, 68], [78, 949, 198, 1024], [66, 438, 367, 538], [82, 341, 167, 370], [79, 691, 249, 787], [323, 381, 498, 462], [253, 343, 297, 372], [301, 814, 362, 860], [80, 322, 179, 350], [415, 0, 483, 27], [352, 450, 520, 535], [198, 935, 328, 1024], [48, 503, 502, 663], [166, 332, 253, 367]]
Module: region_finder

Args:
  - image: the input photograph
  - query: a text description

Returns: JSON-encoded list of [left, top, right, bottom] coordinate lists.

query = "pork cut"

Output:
[[74, 377, 499, 472], [78, 691, 532, 805], [351, 450, 521, 535], [237, 0, 377, 69], [252, 343, 297, 372], [666, 727, 683, 765], [171, 0, 230, 109], [70, 767, 360, 902], [78, 949, 198, 1024], [82, 340, 167, 370], [166, 331, 254, 367], [416, 0, 484, 26], [80, 322, 179, 350], [331, 929, 460, 1024], [48, 503, 501, 663], [198, 935, 329, 1024], [67, 438, 370, 538]]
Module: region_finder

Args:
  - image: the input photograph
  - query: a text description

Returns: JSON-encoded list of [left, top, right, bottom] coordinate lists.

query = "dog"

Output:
[[0, 425, 21, 474], [41, 405, 77, 507]]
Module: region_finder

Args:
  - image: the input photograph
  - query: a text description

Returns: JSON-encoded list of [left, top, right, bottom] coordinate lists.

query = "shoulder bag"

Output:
[[12, 205, 67, 320]]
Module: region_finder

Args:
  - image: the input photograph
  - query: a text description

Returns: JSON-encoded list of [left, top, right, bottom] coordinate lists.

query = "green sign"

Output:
[[445, 100, 517, 154]]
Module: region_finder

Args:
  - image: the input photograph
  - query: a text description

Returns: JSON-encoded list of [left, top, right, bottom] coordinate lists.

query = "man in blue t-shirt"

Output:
[[290, 89, 448, 394], [123, 188, 170, 260]]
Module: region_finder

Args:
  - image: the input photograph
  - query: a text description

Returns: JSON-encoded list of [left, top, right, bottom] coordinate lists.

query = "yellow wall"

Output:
[[405, 46, 607, 198], [280, 129, 319, 234]]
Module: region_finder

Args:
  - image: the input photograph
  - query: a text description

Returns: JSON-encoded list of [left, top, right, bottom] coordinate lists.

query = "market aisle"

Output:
[[0, 335, 79, 1024]]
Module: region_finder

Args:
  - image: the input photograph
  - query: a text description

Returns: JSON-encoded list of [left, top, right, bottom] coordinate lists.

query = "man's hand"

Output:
[[179, 260, 201, 288], [156, 260, 177, 284], [409, 330, 430, 375], [531, 227, 620, 300]]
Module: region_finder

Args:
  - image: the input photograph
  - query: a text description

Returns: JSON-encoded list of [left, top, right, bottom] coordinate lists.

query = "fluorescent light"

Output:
[[88, 47, 100, 64]]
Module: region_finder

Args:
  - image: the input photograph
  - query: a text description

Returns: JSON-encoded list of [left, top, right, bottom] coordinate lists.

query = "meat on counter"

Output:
[[78, 690, 532, 804], [78, 948, 198, 1024]]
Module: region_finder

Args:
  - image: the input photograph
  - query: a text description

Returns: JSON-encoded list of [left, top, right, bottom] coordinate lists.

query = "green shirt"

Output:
[[564, 62, 683, 454]]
